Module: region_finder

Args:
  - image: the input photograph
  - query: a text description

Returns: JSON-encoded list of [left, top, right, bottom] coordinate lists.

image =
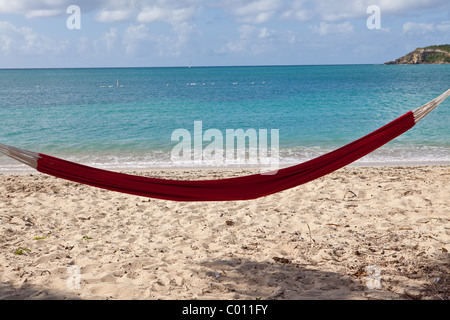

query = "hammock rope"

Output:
[[1, 89, 449, 201]]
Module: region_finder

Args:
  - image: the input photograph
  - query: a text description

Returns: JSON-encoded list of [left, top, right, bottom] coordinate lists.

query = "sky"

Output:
[[0, 0, 449, 68]]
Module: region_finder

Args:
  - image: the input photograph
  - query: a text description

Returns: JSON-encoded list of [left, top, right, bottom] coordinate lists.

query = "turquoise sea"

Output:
[[0, 65, 449, 172]]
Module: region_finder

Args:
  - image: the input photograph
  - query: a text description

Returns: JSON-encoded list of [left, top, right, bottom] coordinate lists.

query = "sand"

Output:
[[0, 165, 448, 300]]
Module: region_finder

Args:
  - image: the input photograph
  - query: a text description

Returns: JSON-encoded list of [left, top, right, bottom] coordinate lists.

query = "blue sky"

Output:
[[0, 0, 449, 68]]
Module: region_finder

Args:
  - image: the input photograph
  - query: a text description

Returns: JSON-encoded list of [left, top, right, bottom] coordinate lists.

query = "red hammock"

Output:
[[1, 89, 448, 201]]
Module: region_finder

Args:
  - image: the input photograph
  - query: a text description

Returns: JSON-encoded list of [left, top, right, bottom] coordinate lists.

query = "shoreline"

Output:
[[0, 165, 449, 300], [1, 161, 450, 176]]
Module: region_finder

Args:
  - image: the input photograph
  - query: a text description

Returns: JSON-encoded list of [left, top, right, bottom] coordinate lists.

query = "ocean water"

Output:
[[0, 65, 449, 172]]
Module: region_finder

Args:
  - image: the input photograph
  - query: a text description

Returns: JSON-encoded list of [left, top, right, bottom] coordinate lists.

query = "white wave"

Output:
[[1, 145, 449, 173]]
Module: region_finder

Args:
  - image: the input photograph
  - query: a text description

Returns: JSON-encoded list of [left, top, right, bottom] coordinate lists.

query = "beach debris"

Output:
[[14, 247, 31, 255], [344, 189, 357, 199], [269, 289, 285, 299], [225, 220, 234, 226], [353, 266, 367, 277], [33, 235, 49, 240], [272, 257, 291, 264], [206, 271, 221, 279], [82, 235, 93, 240], [242, 243, 259, 251], [306, 223, 315, 245], [402, 290, 422, 300]]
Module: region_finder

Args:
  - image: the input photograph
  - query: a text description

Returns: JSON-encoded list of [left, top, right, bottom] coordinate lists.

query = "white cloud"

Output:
[[0, 20, 68, 56], [170, 22, 197, 54], [218, 25, 262, 54], [0, 0, 200, 26], [216, 24, 293, 57], [280, 0, 311, 22], [313, 1, 367, 21], [1, 0, 448, 25], [0, 0, 74, 17], [258, 27, 272, 38], [122, 24, 152, 55], [94, 0, 201, 26], [403, 22, 434, 34], [281, 0, 449, 22], [102, 27, 119, 54], [135, 6, 166, 23], [436, 21, 450, 32], [137, 6, 196, 25], [83, 22, 197, 59], [1, 0, 449, 67], [377, 0, 447, 14], [25, 9, 64, 18], [95, 9, 134, 23], [93, 1, 200, 56], [402, 20, 450, 35], [310, 21, 354, 36], [215, 0, 283, 24], [238, 24, 258, 40]]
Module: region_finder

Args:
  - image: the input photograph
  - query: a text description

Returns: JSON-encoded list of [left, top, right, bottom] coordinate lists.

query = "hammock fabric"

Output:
[[1, 89, 449, 201]]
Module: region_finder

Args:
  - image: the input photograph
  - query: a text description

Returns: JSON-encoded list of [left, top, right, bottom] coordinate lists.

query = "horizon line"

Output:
[[0, 63, 393, 70]]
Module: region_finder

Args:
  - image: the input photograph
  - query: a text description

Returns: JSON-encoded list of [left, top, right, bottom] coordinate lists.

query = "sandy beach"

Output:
[[0, 165, 448, 300]]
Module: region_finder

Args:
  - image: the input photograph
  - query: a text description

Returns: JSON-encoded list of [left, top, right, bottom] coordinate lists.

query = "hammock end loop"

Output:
[[0, 143, 40, 169], [412, 88, 450, 123]]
